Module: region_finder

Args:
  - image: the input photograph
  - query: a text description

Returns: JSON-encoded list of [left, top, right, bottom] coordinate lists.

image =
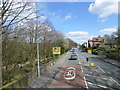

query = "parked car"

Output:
[[69, 54, 77, 60]]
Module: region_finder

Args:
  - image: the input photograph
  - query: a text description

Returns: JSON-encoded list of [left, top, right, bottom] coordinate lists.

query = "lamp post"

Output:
[[35, 2, 40, 77]]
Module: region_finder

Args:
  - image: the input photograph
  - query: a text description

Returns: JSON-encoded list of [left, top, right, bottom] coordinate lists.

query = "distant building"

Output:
[[84, 42, 87, 47], [88, 36, 106, 48]]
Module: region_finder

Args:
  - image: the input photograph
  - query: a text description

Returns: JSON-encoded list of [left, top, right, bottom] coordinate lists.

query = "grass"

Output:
[[48, 79, 53, 82]]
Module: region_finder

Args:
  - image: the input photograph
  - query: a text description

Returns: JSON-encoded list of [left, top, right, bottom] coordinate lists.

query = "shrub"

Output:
[[110, 48, 118, 52], [92, 49, 98, 55], [106, 52, 119, 60]]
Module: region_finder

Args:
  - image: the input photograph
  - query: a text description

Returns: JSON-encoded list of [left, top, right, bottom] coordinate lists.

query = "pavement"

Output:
[[26, 51, 71, 88], [26, 49, 120, 89]]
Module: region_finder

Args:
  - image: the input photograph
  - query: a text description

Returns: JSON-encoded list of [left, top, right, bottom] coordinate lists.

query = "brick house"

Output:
[[88, 36, 106, 48]]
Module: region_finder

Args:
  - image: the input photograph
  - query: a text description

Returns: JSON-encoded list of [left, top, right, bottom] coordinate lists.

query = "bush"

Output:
[[99, 51, 106, 55], [92, 49, 98, 55], [106, 52, 119, 60], [92, 47, 107, 55], [109, 48, 118, 52], [97, 47, 106, 52]]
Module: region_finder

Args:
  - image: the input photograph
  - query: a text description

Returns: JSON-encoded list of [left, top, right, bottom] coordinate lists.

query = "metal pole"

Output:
[[36, 2, 40, 77], [37, 42, 40, 77]]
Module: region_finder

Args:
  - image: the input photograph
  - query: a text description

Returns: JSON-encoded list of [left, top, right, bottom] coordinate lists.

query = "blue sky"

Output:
[[38, 0, 118, 44]]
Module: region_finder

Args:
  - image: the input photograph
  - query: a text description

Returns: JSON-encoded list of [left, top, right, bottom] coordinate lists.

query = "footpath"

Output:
[[26, 51, 71, 88]]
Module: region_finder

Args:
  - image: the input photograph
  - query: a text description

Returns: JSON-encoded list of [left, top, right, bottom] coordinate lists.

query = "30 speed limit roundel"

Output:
[[52, 47, 61, 54]]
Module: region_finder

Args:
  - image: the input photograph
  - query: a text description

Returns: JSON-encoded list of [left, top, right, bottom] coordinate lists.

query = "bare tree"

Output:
[[0, 0, 39, 34]]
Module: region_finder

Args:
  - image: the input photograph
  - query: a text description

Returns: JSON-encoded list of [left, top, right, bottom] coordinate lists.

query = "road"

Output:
[[48, 51, 87, 88], [27, 48, 120, 89], [49, 48, 120, 89], [76, 49, 120, 89]]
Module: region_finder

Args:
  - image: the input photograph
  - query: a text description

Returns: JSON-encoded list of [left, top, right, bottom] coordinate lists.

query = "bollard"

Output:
[[86, 58, 89, 62], [89, 63, 95, 66]]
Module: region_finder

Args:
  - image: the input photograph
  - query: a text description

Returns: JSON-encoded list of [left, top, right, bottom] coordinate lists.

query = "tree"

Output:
[[104, 33, 117, 48], [1, 0, 35, 27]]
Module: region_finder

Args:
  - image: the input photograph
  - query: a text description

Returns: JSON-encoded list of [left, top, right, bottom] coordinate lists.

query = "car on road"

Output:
[[69, 54, 77, 60], [80, 49, 84, 53], [72, 52, 76, 54]]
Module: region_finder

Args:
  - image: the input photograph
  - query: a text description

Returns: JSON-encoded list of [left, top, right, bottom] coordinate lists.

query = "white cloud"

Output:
[[15, 0, 95, 2], [100, 27, 117, 34], [48, 12, 56, 16], [65, 15, 72, 20], [40, 16, 46, 19], [98, 19, 107, 23], [89, 0, 119, 18], [66, 31, 91, 44]]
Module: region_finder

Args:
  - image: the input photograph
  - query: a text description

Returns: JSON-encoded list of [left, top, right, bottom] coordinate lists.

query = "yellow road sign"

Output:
[[52, 47, 61, 54], [88, 50, 92, 54]]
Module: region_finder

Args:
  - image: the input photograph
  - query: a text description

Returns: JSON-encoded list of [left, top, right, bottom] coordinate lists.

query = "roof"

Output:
[[92, 36, 106, 41]]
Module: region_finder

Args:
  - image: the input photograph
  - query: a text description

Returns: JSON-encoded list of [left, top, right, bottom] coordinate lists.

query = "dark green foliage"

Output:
[[106, 52, 119, 60]]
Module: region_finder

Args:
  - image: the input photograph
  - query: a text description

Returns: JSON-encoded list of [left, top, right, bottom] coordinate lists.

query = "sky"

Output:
[[37, 0, 119, 44]]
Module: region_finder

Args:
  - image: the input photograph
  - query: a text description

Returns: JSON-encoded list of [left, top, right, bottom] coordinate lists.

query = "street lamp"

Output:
[[35, 2, 40, 77]]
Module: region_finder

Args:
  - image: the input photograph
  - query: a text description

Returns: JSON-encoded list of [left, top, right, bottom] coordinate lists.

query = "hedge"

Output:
[[106, 52, 119, 60]]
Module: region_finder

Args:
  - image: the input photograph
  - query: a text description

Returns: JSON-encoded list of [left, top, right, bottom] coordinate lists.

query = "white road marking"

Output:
[[81, 66, 88, 89], [81, 66, 83, 72], [97, 66, 120, 86], [85, 74, 91, 77], [77, 49, 120, 87], [83, 75, 89, 89], [79, 61, 81, 64], [77, 52, 88, 89], [110, 77, 120, 86], [98, 85, 107, 88], [64, 67, 76, 80], [97, 66, 105, 73], [88, 82, 93, 85]]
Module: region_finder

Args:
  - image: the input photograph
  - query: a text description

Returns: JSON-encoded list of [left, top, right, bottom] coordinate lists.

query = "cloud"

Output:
[[98, 19, 107, 23], [40, 16, 46, 19], [65, 15, 72, 20], [66, 31, 91, 44], [15, 0, 95, 2], [48, 12, 56, 16], [88, 0, 119, 18], [100, 27, 117, 34]]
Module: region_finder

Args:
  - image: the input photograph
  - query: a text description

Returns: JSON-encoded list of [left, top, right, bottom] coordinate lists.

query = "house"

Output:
[[88, 36, 106, 48]]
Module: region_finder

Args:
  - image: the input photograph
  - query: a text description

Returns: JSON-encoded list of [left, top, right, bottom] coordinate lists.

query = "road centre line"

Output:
[[97, 66, 105, 73], [110, 77, 120, 86]]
